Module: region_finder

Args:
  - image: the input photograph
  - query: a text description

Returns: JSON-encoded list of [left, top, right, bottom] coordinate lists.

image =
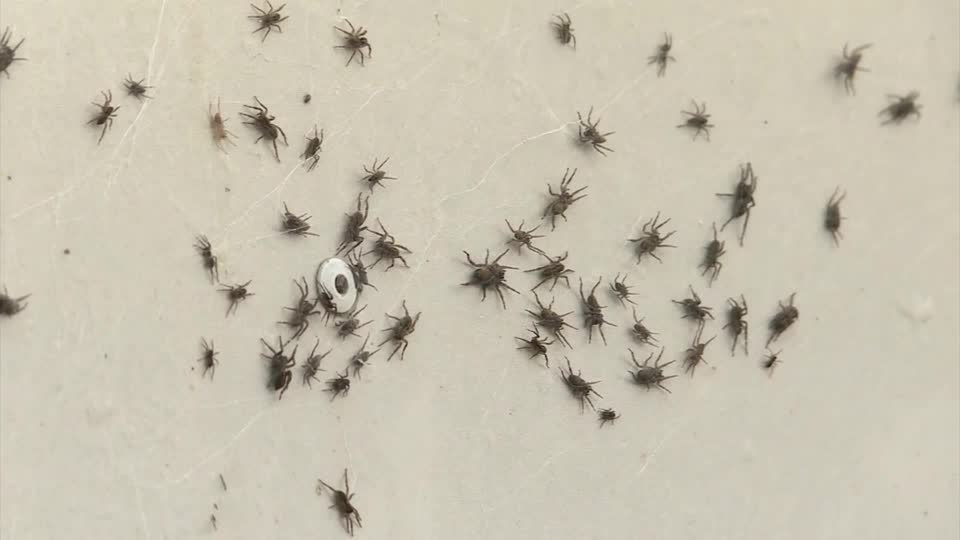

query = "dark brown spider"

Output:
[[672, 285, 713, 340], [240, 96, 288, 161], [87, 90, 119, 144], [198, 338, 219, 379], [279, 277, 322, 339], [526, 251, 574, 292], [209, 98, 236, 152], [762, 348, 783, 375], [315, 292, 340, 325], [123, 74, 152, 101], [219, 280, 254, 316], [879, 92, 922, 125], [767, 293, 799, 346], [825, 187, 846, 246], [559, 357, 602, 412], [361, 157, 395, 191], [461, 249, 520, 308], [336, 305, 371, 339], [335, 19, 372, 67], [302, 126, 324, 171], [280, 202, 319, 237], [349, 335, 380, 379], [365, 220, 411, 271], [380, 301, 420, 361], [576, 107, 614, 155], [337, 194, 369, 254], [580, 277, 617, 345], [0, 27, 26, 78], [261, 336, 296, 399], [610, 273, 637, 306], [194, 235, 219, 282], [543, 168, 588, 231], [717, 162, 758, 246], [684, 335, 715, 375], [516, 325, 553, 367], [598, 408, 620, 427], [551, 13, 576, 48], [346, 249, 376, 293], [677, 100, 714, 141], [300, 339, 329, 388], [628, 212, 676, 263], [722, 294, 749, 356], [249, 1, 289, 42], [505, 219, 545, 255], [325, 371, 351, 400], [699, 223, 725, 286], [648, 33, 675, 77], [0, 287, 29, 317], [628, 348, 675, 392], [526, 291, 577, 348], [317, 469, 362, 536], [835, 43, 871, 95], [630, 308, 658, 346]]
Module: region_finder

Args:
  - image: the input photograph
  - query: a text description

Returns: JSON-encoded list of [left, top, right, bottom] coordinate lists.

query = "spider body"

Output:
[[123, 74, 152, 100], [380, 301, 420, 361], [610, 273, 637, 306], [88, 90, 119, 144], [677, 100, 713, 140], [0, 287, 29, 316], [629, 348, 675, 392], [317, 469, 362, 536], [722, 295, 749, 356], [672, 285, 713, 340], [598, 408, 620, 427], [700, 223, 725, 285], [349, 335, 380, 379], [302, 126, 324, 171], [279, 277, 321, 340], [560, 357, 602, 412], [325, 371, 351, 400], [462, 249, 520, 309], [580, 278, 616, 345], [505, 219, 545, 255], [335, 19, 372, 66], [577, 107, 614, 155], [336, 305, 371, 339], [762, 349, 783, 375], [648, 33, 675, 77], [337, 194, 369, 254], [219, 280, 254, 316], [194, 235, 219, 282], [825, 187, 846, 245], [240, 97, 288, 161], [280, 203, 318, 237], [526, 251, 574, 292], [526, 292, 577, 348], [198, 338, 219, 379], [717, 162, 758, 246], [361, 157, 395, 190], [261, 337, 296, 399], [209, 98, 236, 152], [767, 293, 799, 346], [516, 326, 553, 366], [628, 212, 676, 263], [300, 340, 329, 388], [249, 1, 288, 41], [0, 28, 26, 78], [551, 13, 576, 48], [543, 168, 588, 230], [347, 249, 376, 293], [365, 220, 411, 270], [835, 43, 870, 95], [630, 308, 658, 346], [684, 335, 715, 375], [879, 92, 922, 124]]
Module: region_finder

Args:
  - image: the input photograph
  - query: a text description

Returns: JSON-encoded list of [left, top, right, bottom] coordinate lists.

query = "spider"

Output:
[[380, 301, 420, 361], [335, 305, 371, 339], [280, 202, 319, 237], [576, 107, 614, 156], [361, 157, 395, 191], [0, 27, 26, 78], [315, 292, 340, 325], [123, 74, 152, 101], [349, 335, 380, 379], [461, 249, 520, 309], [835, 43, 871, 95], [515, 325, 553, 367], [0, 286, 28, 316], [551, 13, 576, 48], [598, 408, 620, 427], [677, 100, 714, 141], [317, 469, 362, 536], [879, 92, 922, 125], [505, 219, 545, 255], [684, 335, 715, 375], [610, 273, 637, 306], [722, 295, 749, 356], [300, 340, 330, 388], [303, 93, 312, 104], [825, 187, 846, 246], [249, 1, 289, 42], [302, 126, 324, 171], [648, 33, 675, 77], [628, 348, 675, 392], [347, 249, 376, 293], [672, 285, 713, 340], [526, 291, 577, 348], [767, 293, 799, 346], [219, 280, 254, 316], [240, 96, 288, 161], [628, 212, 676, 263], [630, 308, 658, 346], [209, 98, 236, 152], [335, 19, 372, 67], [559, 357, 602, 412], [88, 90, 119, 144], [198, 338, 219, 379], [194, 235, 219, 282], [261, 336, 296, 399], [365, 220, 411, 270], [543, 168, 588, 231], [337, 194, 369, 254], [762, 348, 783, 375], [279, 277, 322, 340], [325, 371, 351, 400], [580, 277, 616, 345], [525, 251, 574, 292], [699, 223, 725, 286], [717, 162, 758, 246]]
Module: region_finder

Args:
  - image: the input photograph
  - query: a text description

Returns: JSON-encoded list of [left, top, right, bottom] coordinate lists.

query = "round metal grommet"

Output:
[[315, 257, 358, 314]]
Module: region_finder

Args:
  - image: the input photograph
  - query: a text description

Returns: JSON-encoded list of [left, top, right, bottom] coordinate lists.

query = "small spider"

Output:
[[279, 277, 322, 340], [302, 126, 324, 171], [0, 27, 26, 78], [249, 1, 289, 42], [551, 13, 576, 48], [505, 219, 545, 255], [516, 325, 553, 367], [193, 235, 219, 282], [335, 19, 372, 67], [87, 90, 119, 144], [672, 285, 713, 340], [325, 371, 351, 400], [559, 357, 602, 412], [280, 202, 319, 237], [347, 249, 376, 293], [879, 92, 922, 125], [628, 348, 675, 392], [767, 293, 799, 346], [261, 336, 296, 399], [628, 212, 676, 263], [461, 249, 520, 309], [240, 96, 288, 161], [825, 187, 846, 246], [576, 107, 614, 156], [209, 98, 236, 152], [677, 100, 714, 141], [762, 348, 783, 375], [722, 294, 749, 356], [380, 301, 421, 361], [337, 194, 369, 254], [317, 469, 362, 536], [683, 335, 715, 375], [349, 335, 380, 379], [717, 162, 758, 246], [0, 287, 29, 316], [336, 305, 371, 339], [835, 43, 871, 95], [580, 277, 617, 345], [609, 273, 637, 306], [648, 33, 675, 77], [315, 292, 340, 325], [630, 308, 658, 346], [365, 220, 411, 270], [526, 291, 577, 348], [303, 93, 312, 104], [300, 340, 330, 388], [526, 251, 574, 292], [699, 223, 725, 286], [543, 168, 588, 231], [219, 280, 254, 316], [361, 157, 395, 191], [123, 74, 152, 101], [198, 338, 219, 379], [598, 408, 620, 427]]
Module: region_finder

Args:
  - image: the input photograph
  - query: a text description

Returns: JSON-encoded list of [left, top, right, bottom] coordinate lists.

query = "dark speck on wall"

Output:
[[63, 248, 71, 255]]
